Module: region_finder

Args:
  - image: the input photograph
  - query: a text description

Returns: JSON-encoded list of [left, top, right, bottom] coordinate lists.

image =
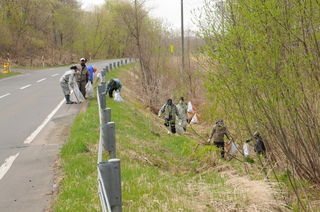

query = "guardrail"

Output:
[[96, 58, 132, 212]]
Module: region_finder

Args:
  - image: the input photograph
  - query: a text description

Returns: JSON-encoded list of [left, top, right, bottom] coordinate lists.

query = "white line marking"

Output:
[[37, 78, 46, 82], [52, 74, 59, 77], [20, 85, 31, 89], [23, 99, 65, 144], [0, 93, 10, 99], [0, 153, 20, 181]]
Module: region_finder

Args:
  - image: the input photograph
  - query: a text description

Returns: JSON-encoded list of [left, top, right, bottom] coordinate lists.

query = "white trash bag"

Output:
[[114, 91, 123, 102], [176, 126, 184, 135], [226, 141, 239, 159], [70, 81, 86, 103], [96, 73, 102, 81], [85, 81, 94, 98], [190, 114, 198, 124], [176, 122, 184, 135], [243, 143, 250, 158], [187, 101, 194, 113], [230, 142, 239, 156]]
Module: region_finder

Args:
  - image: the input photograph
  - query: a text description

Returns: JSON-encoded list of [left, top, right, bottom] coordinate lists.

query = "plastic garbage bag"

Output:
[[187, 101, 194, 113], [230, 141, 239, 156], [226, 140, 239, 159], [70, 81, 86, 103], [97, 73, 102, 81], [114, 91, 123, 102], [190, 114, 198, 124], [176, 126, 184, 135], [190, 114, 200, 125], [243, 143, 250, 158], [85, 81, 94, 98]]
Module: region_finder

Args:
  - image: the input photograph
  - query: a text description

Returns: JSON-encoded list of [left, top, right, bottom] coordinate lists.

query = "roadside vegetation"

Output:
[[0, 72, 21, 79], [50, 64, 318, 212], [3, 0, 319, 211]]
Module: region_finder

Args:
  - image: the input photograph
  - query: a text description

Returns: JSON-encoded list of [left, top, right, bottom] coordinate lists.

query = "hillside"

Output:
[[49, 64, 296, 212]]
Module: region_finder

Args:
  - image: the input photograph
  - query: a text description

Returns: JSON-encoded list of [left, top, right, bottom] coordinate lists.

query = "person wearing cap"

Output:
[[176, 97, 188, 132], [75, 58, 89, 98], [105, 78, 122, 98], [208, 119, 232, 158], [158, 99, 180, 134], [60, 66, 79, 104]]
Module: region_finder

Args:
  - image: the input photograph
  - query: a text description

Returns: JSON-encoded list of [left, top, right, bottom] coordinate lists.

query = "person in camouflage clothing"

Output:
[[208, 119, 232, 158], [158, 99, 180, 134]]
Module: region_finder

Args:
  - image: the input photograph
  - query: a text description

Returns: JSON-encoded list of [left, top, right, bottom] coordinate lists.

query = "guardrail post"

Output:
[[117, 61, 120, 67], [101, 122, 116, 158], [113, 62, 116, 70], [109, 63, 112, 71], [105, 66, 109, 73], [121, 60, 123, 65], [101, 69, 106, 83], [99, 159, 122, 212], [100, 108, 111, 125], [125, 59, 127, 64], [97, 85, 106, 109]]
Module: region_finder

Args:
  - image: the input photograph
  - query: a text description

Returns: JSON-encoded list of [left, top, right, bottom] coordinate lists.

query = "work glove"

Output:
[[207, 139, 211, 143], [158, 114, 161, 118]]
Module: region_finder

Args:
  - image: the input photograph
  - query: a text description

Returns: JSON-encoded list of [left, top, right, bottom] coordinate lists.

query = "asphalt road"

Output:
[[0, 59, 124, 212]]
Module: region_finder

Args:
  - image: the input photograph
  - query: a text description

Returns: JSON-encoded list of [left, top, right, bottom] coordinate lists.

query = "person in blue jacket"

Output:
[[105, 78, 122, 98], [87, 65, 94, 84]]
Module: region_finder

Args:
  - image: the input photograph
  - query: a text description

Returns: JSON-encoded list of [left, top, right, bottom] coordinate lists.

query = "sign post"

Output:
[[7, 53, 10, 64], [42, 52, 44, 67]]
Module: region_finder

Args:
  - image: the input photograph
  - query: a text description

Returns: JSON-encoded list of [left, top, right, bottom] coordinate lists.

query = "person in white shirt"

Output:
[[60, 66, 79, 104]]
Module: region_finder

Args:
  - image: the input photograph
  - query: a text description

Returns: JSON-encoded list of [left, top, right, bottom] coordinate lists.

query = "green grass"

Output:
[[0, 71, 21, 78], [51, 65, 295, 212]]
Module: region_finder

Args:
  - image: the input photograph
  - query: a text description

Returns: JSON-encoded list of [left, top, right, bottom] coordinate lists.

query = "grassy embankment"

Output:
[[51, 64, 290, 212], [0, 71, 21, 78]]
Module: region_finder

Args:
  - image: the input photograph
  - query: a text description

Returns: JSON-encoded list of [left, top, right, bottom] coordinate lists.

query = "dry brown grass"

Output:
[[117, 61, 296, 211]]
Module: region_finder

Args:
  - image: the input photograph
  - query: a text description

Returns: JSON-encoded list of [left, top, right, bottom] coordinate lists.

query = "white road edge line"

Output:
[[20, 85, 31, 89], [0, 93, 10, 99], [37, 78, 46, 82], [23, 99, 65, 144], [51, 74, 59, 77], [0, 153, 20, 181]]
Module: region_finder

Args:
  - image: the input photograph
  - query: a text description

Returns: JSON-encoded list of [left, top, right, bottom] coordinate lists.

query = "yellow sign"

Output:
[[3, 63, 10, 73], [170, 45, 175, 53]]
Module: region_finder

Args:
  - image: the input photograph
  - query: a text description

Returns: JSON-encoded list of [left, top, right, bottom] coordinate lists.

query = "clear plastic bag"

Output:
[[243, 143, 250, 158], [70, 81, 86, 103], [187, 101, 194, 113], [114, 91, 123, 102], [190, 113, 198, 124], [176, 126, 184, 135], [96, 73, 102, 80], [85, 81, 94, 98], [231, 142, 239, 155]]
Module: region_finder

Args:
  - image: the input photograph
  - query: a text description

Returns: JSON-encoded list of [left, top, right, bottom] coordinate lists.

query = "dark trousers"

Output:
[[214, 141, 225, 158], [165, 116, 176, 134], [77, 81, 86, 97], [108, 88, 117, 98]]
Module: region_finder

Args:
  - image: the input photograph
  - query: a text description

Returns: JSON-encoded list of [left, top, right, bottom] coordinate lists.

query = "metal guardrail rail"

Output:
[[96, 58, 132, 212]]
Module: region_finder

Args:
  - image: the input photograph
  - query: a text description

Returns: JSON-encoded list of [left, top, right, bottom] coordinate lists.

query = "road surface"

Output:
[[0, 59, 123, 211]]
